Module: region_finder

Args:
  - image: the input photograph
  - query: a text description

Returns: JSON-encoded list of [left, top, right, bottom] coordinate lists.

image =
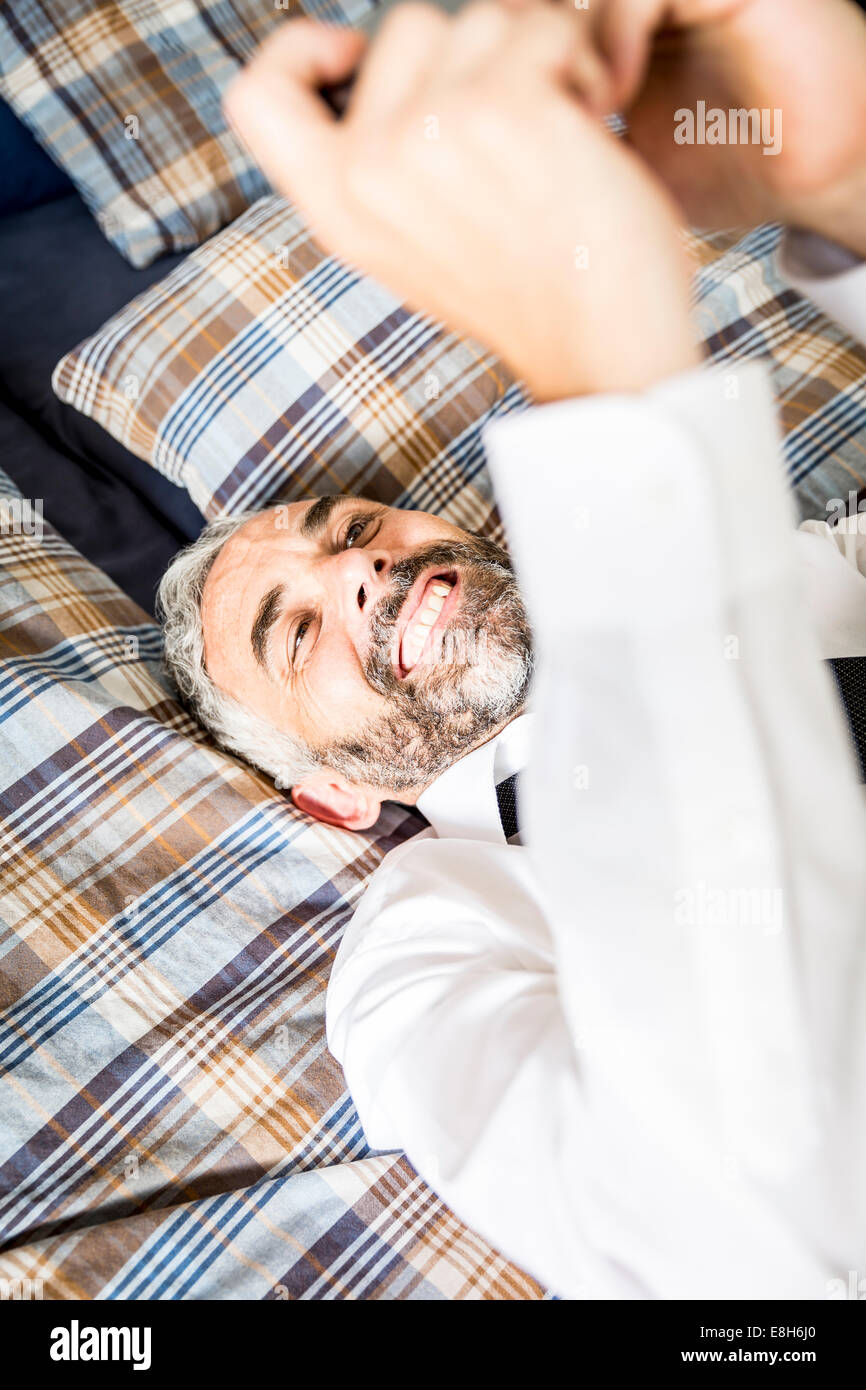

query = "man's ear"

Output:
[[290, 770, 383, 831]]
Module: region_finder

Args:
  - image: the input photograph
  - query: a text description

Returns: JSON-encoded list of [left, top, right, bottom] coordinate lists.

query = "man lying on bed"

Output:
[[157, 0, 866, 1298]]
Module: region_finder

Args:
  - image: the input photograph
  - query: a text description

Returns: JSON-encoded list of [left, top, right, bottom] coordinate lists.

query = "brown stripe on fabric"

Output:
[[0, 1206, 176, 1300], [701, 287, 806, 362], [267, 1193, 380, 1299], [0, 938, 54, 1011], [1, 753, 239, 924], [207, 314, 428, 508], [194, 0, 268, 66], [370, 1156, 545, 1299], [354, 1165, 467, 1301], [0, 5, 175, 250], [0, 1049, 187, 1252], [378, 1191, 512, 1301], [1, 526, 150, 633], [0, 709, 177, 860], [0, 1245, 92, 1301], [422, 1191, 538, 1299]]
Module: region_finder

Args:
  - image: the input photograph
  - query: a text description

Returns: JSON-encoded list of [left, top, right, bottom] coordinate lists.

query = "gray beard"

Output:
[[313, 536, 533, 792]]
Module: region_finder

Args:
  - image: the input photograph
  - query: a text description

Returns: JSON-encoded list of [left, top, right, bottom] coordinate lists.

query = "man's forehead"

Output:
[[206, 500, 324, 592], [201, 503, 307, 635], [222, 502, 305, 559]]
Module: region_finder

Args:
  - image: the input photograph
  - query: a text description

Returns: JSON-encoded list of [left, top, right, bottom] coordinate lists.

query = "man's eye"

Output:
[[292, 620, 310, 659], [344, 518, 368, 548]]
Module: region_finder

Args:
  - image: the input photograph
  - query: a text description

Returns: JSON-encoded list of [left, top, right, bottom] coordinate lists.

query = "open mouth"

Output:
[[394, 568, 460, 679]]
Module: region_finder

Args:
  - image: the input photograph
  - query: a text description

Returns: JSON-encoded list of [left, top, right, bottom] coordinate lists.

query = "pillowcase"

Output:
[[0, 0, 369, 267], [0, 464, 543, 1300], [53, 195, 528, 531], [687, 223, 866, 522], [54, 205, 866, 528]]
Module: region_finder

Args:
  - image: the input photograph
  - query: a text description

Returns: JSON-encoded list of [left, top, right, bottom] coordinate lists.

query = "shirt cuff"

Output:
[[482, 362, 796, 635], [777, 228, 866, 342]]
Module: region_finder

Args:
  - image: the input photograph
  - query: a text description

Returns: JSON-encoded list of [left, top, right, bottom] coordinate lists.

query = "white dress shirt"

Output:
[[415, 710, 533, 841], [326, 232, 866, 1299]]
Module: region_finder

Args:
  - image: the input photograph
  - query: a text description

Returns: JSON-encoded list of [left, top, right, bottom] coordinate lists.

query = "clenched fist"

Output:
[[225, 2, 701, 402]]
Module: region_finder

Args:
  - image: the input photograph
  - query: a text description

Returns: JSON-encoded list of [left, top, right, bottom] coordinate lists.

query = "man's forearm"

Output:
[[482, 360, 866, 1296]]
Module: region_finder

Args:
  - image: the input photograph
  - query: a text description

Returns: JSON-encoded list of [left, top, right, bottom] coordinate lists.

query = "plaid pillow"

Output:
[[687, 224, 866, 521], [0, 467, 545, 1299], [53, 194, 529, 531], [54, 208, 866, 528], [0, 0, 371, 268]]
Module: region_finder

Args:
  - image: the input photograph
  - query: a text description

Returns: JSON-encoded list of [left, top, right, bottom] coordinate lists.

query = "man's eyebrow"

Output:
[[251, 583, 285, 670], [249, 497, 356, 671], [300, 494, 346, 538]]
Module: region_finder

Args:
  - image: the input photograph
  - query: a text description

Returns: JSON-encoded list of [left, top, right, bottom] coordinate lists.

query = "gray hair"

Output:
[[156, 510, 319, 790]]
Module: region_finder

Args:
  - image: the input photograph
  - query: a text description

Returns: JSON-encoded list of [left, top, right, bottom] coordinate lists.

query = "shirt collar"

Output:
[[416, 711, 533, 842]]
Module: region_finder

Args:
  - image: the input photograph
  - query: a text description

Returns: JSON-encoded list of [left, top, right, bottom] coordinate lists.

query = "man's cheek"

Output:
[[309, 665, 385, 738], [395, 514, 462, 551]]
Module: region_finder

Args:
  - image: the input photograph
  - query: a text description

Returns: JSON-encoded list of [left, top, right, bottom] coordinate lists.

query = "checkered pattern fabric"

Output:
[[53, 195, 529, 530], [53, 209, 866, 524], [0, 0, 372, 267], [688, 223, 866, 521], [0, 467, 545, 1299]]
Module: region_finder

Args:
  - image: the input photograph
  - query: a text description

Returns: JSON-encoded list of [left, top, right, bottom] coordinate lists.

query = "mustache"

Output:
[[317, 533, 533, 790], [364, 536, 515, 691], [374, 535, 513, 625]]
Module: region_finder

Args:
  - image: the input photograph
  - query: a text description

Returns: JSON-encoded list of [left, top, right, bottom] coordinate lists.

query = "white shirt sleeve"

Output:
[[329, 244, 866, 1298], [778, 228, 866, 652], [327, 833, 613, 1298], [481, 360, 866, 1297]]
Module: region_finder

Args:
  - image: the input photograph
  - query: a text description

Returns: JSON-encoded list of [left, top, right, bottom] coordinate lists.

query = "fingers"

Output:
[[224, 20, 367, 194], [475, 0, 641, 117], [347, 2, 451, 125], [439, 0, 512, 80], [591, 0, 667, 112], [490, 0, 749, 116], [594, 0, 755, 111], [493, 2, 613, 112]]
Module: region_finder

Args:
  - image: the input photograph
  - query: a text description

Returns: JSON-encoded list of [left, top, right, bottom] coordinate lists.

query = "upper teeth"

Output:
[[402, 580, 452, 669]]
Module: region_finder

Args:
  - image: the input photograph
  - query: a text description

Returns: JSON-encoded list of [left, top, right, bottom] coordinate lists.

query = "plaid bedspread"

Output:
[[0, 469, 545, 1299]]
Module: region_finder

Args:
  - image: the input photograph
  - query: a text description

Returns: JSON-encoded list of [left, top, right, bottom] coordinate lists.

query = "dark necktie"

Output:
[[828, 656, 866, 780], [495, 771, 521, 845], [494, 658, 866, 845]]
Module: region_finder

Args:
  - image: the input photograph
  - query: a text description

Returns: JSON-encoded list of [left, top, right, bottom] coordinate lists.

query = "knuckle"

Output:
[[377, 1, 447, 42], [514, 1, 575, 45], [344, 132, 394, 206], [456, 0, 510, 34], [461, 82, 509, 144]]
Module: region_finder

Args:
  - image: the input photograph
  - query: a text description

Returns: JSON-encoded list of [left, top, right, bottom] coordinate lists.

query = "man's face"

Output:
[[201, 496, 532, 795]]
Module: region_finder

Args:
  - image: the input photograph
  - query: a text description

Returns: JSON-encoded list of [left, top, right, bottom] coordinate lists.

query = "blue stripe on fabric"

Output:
[[230, 314, 445, 512], [161, 258, 363, 464], [0, 889, 354, 1247], [787, 391, 866, 484], [0, 631, 162, 723], [0, 810, 302, 1069]]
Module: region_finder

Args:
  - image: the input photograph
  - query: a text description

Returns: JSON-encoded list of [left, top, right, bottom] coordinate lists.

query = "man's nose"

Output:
[[328, 546, 392, 623]]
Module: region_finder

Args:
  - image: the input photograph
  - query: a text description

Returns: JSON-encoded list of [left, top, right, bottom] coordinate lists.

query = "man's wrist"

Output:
[[784, 165, 866, 264], [524, 339, 704, 403]]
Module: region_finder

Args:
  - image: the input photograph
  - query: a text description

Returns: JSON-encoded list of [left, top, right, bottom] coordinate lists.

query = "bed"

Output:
[[1, 0, 865, 1302], [0, 60, 549, 1297]]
